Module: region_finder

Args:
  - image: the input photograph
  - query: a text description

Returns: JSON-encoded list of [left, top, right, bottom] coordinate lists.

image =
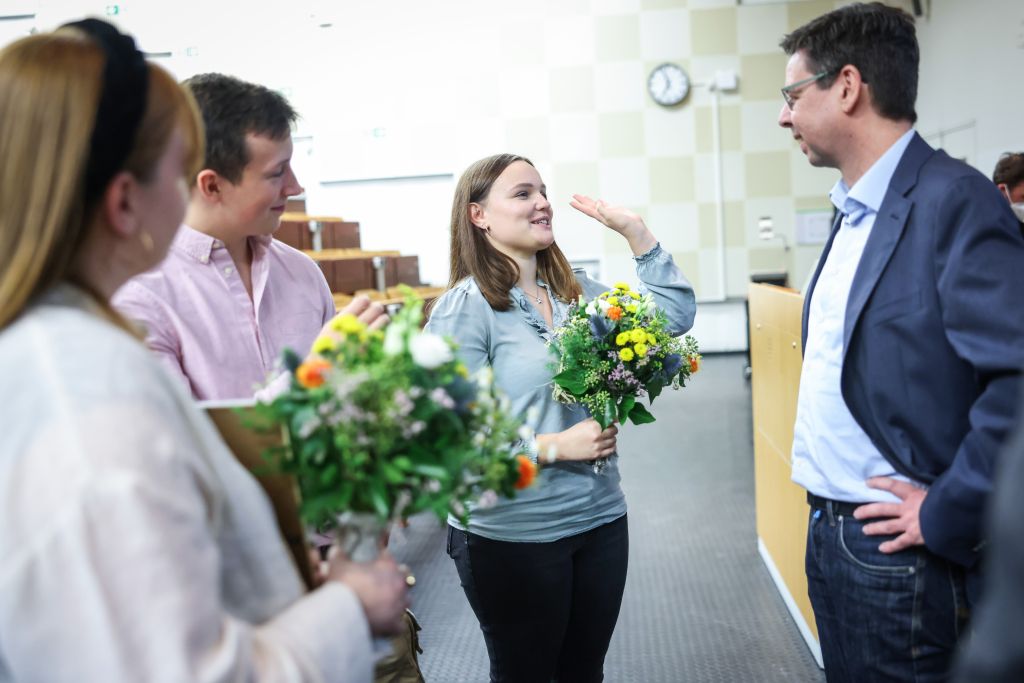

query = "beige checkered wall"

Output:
[[6, 0, 948, 299], [488, 0, 851, 300]]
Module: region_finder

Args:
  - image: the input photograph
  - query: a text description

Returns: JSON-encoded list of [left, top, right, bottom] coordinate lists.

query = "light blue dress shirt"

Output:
[[426, 244, 696, 542], [791, 129, 921, 503]]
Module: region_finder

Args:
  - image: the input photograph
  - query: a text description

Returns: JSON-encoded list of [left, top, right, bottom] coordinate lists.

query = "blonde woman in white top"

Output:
[[0, 19, 407, 683]]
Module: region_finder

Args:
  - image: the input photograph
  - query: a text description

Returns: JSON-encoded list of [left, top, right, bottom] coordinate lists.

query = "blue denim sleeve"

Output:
[[633, 243, 696, 336]]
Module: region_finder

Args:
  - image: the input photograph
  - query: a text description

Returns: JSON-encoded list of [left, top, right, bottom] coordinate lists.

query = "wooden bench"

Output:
[[276, 214, 361, 251]]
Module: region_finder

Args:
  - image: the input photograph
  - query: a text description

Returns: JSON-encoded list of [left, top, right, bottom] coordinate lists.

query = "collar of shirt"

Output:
[[829, 128, 916, 226], [172, 224, 274, 264]]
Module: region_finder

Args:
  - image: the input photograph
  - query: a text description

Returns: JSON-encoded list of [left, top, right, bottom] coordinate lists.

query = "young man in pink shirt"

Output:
[[114, 73, 424, 680], [114, 73, 387, 401]]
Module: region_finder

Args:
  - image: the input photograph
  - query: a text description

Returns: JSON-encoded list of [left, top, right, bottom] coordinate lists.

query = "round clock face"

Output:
[[648, 63, 690, 107]]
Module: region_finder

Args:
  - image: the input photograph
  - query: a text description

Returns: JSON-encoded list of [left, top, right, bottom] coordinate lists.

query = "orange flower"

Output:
[[514, 454, 538, 489], [689, 356, 700, 374], [606, 306, 623, 321], [296, 358, 332, 389]]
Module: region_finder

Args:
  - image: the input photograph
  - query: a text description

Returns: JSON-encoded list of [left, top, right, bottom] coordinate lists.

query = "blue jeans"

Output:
[[806, 504, 969, 682], [447, 515, 629, 683]]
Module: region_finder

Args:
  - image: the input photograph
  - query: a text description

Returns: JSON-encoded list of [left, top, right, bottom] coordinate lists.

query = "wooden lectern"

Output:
[[748, 282, 822, 668]]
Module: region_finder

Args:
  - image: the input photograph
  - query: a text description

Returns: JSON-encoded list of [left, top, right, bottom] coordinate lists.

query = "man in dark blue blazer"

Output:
[[779, 3, 1024, 682]]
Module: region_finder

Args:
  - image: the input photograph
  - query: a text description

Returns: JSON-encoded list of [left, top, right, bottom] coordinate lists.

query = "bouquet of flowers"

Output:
[[550, 281, 700, 438], [254, 294, 535, 546]]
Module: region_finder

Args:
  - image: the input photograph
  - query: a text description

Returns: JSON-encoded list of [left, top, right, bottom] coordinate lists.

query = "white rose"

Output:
[[409, 332, 453, 368], [585, 301, 598, 316], [383, 324, 405, 356], [597, 298, 611, 312]]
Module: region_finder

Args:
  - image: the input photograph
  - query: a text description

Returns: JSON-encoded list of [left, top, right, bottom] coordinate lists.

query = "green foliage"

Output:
[[549, 283, 701, 432], [253, 293, 527, 529]]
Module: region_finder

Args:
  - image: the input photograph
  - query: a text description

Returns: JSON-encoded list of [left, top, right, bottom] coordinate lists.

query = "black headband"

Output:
[[61, 18, 149, 203]]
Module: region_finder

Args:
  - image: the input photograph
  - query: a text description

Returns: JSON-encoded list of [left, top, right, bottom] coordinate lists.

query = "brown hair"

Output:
[[182, 72, 297, 183], [445, 153, 581, 311], [993, 152, 1024, 190], [0, 29, 204, 331], [780, 2, 918, 123]]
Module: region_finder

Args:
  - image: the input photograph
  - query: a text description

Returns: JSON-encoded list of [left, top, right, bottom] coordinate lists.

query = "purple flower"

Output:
[[606, 362, 640, 391], [393, 389, 415, 417], [477, 490, 499, 509], [402, 420, 426, 438], [430, 387, 456, 410]]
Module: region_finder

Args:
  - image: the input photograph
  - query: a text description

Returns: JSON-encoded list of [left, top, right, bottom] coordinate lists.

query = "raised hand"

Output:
[[570, 194, 657, 256]]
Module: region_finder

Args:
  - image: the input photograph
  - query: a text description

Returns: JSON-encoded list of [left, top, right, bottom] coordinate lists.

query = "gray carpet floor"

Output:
[[389, 354, 824, 682]]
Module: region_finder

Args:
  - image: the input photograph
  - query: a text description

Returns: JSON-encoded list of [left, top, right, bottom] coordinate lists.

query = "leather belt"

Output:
[[806, 492, 867, 517]]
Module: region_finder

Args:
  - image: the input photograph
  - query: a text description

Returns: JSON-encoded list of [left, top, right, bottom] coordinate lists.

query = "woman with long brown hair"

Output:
[[426, 153, 696, 682], [0, 19, 407, 682]]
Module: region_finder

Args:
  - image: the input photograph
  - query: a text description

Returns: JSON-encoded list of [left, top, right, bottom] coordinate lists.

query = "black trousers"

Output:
[[447, 515, 629, 683]]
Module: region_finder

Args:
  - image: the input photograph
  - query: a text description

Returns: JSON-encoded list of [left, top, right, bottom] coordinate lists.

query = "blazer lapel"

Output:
[[842, 133, 932, 353]]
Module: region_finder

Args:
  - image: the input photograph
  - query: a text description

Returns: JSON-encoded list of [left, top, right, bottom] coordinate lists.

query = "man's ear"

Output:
[[100, 170, 141, 239], [468, 202, 486, 229], [837, 64, 866, 114], [195, 169, 223, 201]]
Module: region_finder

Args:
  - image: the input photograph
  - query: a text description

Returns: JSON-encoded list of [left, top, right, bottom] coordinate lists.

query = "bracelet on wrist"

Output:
[[532, 436, 558, 464]]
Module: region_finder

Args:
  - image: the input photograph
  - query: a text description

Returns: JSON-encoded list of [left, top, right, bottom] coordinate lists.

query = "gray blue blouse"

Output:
[[425, 244, 696, 542]]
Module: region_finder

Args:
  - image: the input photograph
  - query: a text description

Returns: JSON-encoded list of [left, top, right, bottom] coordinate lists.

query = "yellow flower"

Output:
[[634, 343, 648, 357], [311, 335, 337, 355], [629, 291, 641, 300], [455, 363, 469, 378], [629, 328, 646, 343], [615, 332, 630, 346], [619, 347, 635, 362], [646, 332, 657, 345], [613, 281, 630, 291], [329, 313, 365, 335], [626, 304, 637, 313], [607, 296, 619, 306]]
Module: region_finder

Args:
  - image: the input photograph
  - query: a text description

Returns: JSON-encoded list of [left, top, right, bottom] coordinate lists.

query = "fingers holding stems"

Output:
[[327, 547, 411, 637], [538, 418, 618, 463]]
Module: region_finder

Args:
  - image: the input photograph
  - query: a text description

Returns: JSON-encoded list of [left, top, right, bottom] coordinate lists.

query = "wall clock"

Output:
[[647, 63, 690, 107]]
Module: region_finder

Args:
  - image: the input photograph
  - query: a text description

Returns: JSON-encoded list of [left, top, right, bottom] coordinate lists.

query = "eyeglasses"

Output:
[[781, 70, 834, 110]]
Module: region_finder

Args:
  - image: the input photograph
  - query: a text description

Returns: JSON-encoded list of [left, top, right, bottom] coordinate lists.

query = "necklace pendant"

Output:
[[535, 295, 542, 304]]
